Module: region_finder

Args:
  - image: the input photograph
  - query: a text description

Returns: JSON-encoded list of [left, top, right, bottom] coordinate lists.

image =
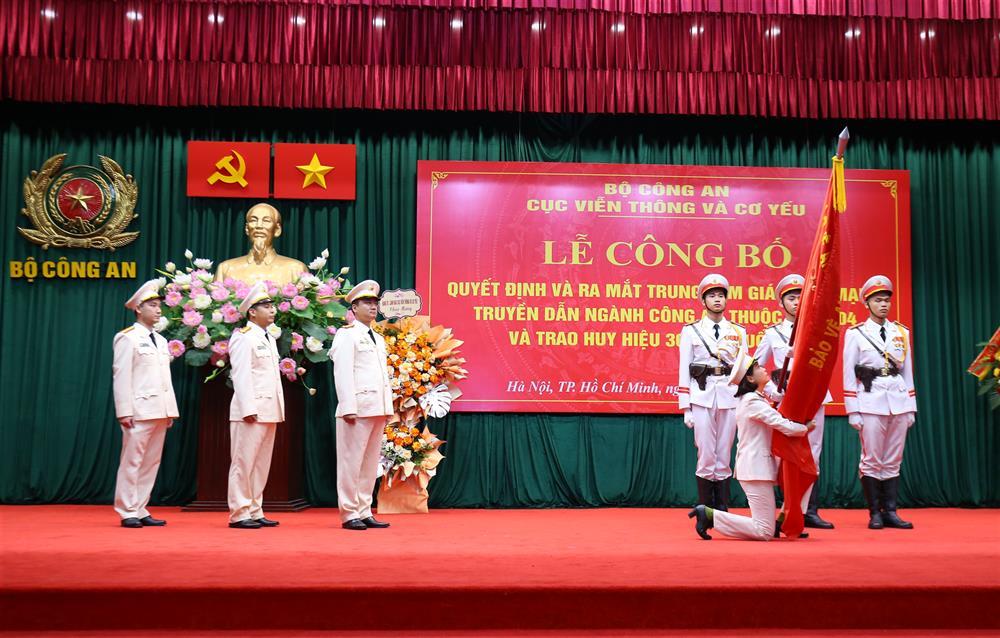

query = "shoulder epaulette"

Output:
[[119, 326, 135, 334], [894, 321, 910, 331], [239, 325, 252, 333], [850, 323, 864, 330], [730, 322, 746, 331], [765, 323, 782, 331], [684, 321, 697, 327]]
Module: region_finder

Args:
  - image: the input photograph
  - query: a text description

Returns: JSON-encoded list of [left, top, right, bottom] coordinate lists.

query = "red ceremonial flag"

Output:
[[273, 143, 356, 200], [773, 130, 849, 538], [186, 141, 271, 198]]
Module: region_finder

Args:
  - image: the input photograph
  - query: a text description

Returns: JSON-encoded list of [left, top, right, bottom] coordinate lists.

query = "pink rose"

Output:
[[290, 332, 304, 351], [220, 302, 241, 324], [267, 284, 280, 298], [189, 286, 206, 299], [315, 284, 333, 303], [167, 340, 186, 358], [278, 301, 291, 313], [234, 285, 250, 300], [197, 325, 208, 334], [164, 291, 183, 307], [278, 357, 297, 381], [291, 295, 309, 310], [211, 340, 229, 356], [327, 326, 337, 335], [345, 310, 356, 324], [182, 310, 203, 327], [223, 278, 238, 288], [281, 282, 299, 299], [211, 286, 230, 302]]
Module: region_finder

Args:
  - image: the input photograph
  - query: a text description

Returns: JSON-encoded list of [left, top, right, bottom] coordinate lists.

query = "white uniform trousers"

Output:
[[227, 420, 277, 523], [692, 405, 737, 480], [336, 415, 388, 522], [859, 413, 910, 480], [713, 480, 776, 541], [113, 418, 170, 519]]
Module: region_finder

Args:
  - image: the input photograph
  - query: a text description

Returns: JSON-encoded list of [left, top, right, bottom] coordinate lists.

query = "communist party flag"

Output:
[[273, 143, 356, 200], [773, 131, 848, 538], [186, 141, 271, 198]]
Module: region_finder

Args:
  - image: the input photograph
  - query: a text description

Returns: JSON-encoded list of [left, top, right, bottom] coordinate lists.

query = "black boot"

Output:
[[696, 477, 714, 507], [880, 477, 914, 529], [803, 481, 834, 529], [715, 478, 731, 512], [688, 505, 713, 540], [861, 476, 884, 529]]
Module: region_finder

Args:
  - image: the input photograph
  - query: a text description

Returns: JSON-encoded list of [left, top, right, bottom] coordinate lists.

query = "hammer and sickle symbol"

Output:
[[207, 150, 248, 187]]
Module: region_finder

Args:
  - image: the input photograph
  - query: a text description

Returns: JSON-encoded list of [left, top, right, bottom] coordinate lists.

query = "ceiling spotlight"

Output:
[[531, 21, 546, 32], [919, 29, 935, 40], [291, 15, 306, 26], [690, 25, 704, 35], [125, 10, 143, 21], [611, 23, 626, 33], [845, 28, 861, 38], [765, 26, 781, 37], [372, 16, 386, 28], [40, 8, 57, 19], [208, 13, 224, 24], [450, 18, 463, 30]]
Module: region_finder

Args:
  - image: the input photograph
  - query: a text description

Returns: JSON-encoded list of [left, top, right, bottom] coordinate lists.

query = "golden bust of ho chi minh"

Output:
[[215, 202, 307, 286]]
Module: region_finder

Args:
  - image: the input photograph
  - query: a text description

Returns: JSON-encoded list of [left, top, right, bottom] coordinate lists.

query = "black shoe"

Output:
[[360, 516, 390, 529], [229, 519, 262, 529], [254, 517, 280, 527], [695, 477, 713, 508], [803, 513, 834, 529], [342, 519, 367, 531], [773, 519, 810, 539], [121, 517, 142, 528], [688, 505, 713, 540], [139, 516, 166, 527], [861, 475, 884, 530], [880, 477, 914, 529], [715, 478, 731, 512]]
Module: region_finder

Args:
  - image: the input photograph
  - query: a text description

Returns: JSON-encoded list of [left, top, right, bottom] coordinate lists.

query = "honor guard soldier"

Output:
[[112, 279, 179, 528], [754, 274, 835, 530], [678, 274, 748, 511], [226, 282, 285, 529], [843, 275, 917, 530], [329, 280, 395, 531]]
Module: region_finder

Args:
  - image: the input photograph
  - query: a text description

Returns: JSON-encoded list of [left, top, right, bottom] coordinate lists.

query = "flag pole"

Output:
[[775, 127, 850, 395]]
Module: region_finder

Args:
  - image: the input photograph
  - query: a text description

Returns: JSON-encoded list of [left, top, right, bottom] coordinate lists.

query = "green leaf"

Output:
[[988, 391, 1000, 411], [976, 377, 998, 396], [304, 348, 328, 364], [290, 306, 314, 321], [184, 348, 212, 367], [301, 321, 329, 342]]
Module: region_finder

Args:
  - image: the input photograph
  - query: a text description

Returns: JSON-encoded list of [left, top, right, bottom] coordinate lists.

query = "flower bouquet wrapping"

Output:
[[154, 249, 353, 394], [373, 315, 467, 513], [968, 326, 1000, 412]]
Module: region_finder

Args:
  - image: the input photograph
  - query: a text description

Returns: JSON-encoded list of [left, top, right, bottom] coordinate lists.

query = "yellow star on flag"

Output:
[[68, 186, 95, 211], [296, 153, 334, 189]]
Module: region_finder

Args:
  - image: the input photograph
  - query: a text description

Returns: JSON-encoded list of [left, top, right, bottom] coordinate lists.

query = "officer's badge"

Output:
[[19, 154, 139, 251]]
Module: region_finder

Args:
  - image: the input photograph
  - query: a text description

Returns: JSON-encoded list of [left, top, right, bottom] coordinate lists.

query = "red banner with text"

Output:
[[416, 161, 911, 415]]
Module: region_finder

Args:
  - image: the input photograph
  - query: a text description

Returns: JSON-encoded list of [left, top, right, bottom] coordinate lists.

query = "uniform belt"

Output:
[[708, 366, 729, 376]]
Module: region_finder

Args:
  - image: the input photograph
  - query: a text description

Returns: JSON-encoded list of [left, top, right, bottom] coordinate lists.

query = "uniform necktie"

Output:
[[149, 333, 157, 347], [713, 324, 720, 340], [368, 328, 377, 345], [879, 326, 886, 342]]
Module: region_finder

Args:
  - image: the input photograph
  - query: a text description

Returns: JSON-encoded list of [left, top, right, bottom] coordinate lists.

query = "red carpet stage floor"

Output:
[[1, 506, 998, 633]]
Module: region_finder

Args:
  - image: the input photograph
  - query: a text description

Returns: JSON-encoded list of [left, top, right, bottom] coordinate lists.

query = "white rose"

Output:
[[308, 257, 327, 271], [193, 258, 213, 270], [184, 249, 194, 260], [339, 266, 350, 276], [300, 274, 321, 287], [266, 324, 282, 339], [421, 373, 430, 382], [321, 248, 329, 259], [165, 262, 176, 273], [193, 332, 211, 349], [196, 272, 214, 284], [212, 310, 223, 323], [389, 353, 399, 362], [305, 336, 324, 353], [193, 294, 212, 309], [401, 450, 412, 460], [405, 333, 418, 344], [154, 277, 167, 289], [153, 317, 169, 332], [173, 273, 192, 286]]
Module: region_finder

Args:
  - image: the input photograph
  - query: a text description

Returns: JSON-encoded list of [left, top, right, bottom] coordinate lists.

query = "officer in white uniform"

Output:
[[843, 275, 917, 530], [226, 282, 285, 529], [677, 274, 748, 511], [754, 274, 835, 530], [112, 278, 179, 528], [688, 349, 812, 541], [329, 280, 395, 531]]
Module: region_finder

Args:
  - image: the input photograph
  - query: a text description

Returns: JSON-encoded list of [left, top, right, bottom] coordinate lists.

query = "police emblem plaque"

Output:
[[19, 154, 139, 250]]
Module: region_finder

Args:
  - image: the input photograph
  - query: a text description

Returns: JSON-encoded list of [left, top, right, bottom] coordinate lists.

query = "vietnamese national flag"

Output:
[[273, 143, 356, 200], [773, 151, 847, 538], [187, 141, 271, 198]]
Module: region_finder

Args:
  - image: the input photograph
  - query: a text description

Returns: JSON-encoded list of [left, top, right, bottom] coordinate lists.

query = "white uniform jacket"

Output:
[[329, 322, 394, 418], [228, 323, 285, 423], [678, 316, 748, 410], [733, 392, 808, 481], [754, 319, 834, 404], [842, 319, 917, 416], [112, 323, 179, 421]]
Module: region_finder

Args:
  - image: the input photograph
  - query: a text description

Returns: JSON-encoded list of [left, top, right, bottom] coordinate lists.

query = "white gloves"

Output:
[[683, 409, 695, 429], [848, 413, 863, 431]]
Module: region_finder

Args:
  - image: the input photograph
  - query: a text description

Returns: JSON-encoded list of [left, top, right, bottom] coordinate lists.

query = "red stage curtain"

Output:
[[2, 0, 997, 118]]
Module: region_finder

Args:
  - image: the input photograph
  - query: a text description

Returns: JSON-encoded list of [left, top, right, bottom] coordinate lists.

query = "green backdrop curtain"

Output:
[[1, 104, 997, 508]]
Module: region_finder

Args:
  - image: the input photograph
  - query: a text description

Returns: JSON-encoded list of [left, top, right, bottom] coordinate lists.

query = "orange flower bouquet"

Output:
[[373, 316, 467, 513], [968, 326, 1000, 411]]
